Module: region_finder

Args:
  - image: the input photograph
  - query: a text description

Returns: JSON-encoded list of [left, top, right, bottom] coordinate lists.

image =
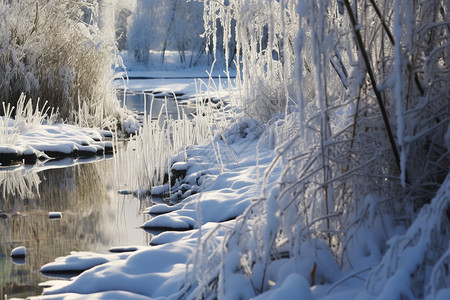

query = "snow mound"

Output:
[[41, 251, 130, 274], [142, 214, 194, 231], [11, 246, 26, 257], [1, 121, 114, 166], [28, 290, 153, 300], [252, 274, 315, 300], [41, 243, 193, 298]]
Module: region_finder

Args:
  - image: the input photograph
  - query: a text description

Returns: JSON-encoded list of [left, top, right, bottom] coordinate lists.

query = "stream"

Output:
[[0, 159, 151, 298]]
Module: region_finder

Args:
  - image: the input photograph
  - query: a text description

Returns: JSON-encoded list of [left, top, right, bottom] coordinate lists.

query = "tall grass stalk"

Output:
[[114, 81, 233, 194], [0, 93, 57, 145]]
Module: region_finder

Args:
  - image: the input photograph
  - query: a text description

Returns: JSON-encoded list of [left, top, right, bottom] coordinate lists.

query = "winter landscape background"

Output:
[[1, 0, 449, 299]]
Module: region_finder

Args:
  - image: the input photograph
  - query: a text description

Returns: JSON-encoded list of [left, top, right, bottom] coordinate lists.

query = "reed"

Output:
[[114, 79, 234, 195]]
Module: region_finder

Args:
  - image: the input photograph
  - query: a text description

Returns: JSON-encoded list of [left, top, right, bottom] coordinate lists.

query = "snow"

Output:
[[142, 214, 194, 231], [49, 212, 62, 219], [146, 203, 182, 215], [28, 291, 153, 300], [141, 132, 276, 232], [41, 242, 193, 298], [1, 121, 113, 166], [41, 251, 130, 274], [171, 161, 190, 172], [150, 184, 170, 197], [0, 146, 19, 154], [252, 273, 315, 300]]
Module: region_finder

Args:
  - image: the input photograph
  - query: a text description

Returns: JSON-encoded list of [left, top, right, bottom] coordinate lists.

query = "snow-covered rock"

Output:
[[11, 246, 26, 258], [41, 251, 130, 274], [49, 212, 62, 219]]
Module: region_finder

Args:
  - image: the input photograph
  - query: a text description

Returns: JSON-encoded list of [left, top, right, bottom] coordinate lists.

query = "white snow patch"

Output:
[[252, 274, 315, 300], [49, 212, 62, 219], [41, 251, 130, 273]]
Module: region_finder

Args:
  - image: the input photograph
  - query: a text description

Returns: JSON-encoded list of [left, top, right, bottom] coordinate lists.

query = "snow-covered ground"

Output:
[[0, 120, 113, 167]]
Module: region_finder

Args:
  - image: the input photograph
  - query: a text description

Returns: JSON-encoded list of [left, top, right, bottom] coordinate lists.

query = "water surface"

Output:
[[0, 158, 151, 298]]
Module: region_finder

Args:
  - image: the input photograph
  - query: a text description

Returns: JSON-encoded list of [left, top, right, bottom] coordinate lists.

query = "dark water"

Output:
[[117, 90, 196, 123], [0, 157, 152, 298]]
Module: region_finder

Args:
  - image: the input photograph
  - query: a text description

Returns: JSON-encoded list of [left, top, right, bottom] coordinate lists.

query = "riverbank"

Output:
[[31, 118, 278, 299]]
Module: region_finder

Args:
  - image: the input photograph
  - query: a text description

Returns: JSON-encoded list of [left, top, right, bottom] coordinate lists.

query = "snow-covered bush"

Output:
[[201, 0, 301, 122], [185, 0, 450, 298], [365, 173, 450, 299], [0, 0, 120, 127]]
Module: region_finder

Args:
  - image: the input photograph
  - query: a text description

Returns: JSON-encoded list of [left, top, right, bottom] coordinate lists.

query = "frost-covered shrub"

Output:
[[366, 174, 450, 299], [202, 0, 300, 122], [185, 0, 450, 298], [0, 0, 120, 127]]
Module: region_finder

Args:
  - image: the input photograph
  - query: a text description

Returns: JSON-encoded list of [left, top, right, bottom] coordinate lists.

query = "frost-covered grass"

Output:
[[0, 94, 113, 166], [0, 94, 56, 146], [114, 76, 236, 195]]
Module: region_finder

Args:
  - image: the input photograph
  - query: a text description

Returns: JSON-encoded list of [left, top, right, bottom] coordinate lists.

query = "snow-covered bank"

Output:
[[0, 120, 113, 166], [5, 51, 447, 299], [25, 120, 270, 298], [0, 94, 114, 167]]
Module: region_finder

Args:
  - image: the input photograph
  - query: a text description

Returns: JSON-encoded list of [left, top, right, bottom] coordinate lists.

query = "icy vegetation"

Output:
[[186, 0, 450, 298], [114, 76, 236, 196], [0, 94, 113, 166], [0, 0, 121, 126]]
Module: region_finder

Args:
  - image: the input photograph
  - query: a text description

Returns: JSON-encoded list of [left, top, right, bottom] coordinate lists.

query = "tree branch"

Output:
[[343, 0, 401, 171]]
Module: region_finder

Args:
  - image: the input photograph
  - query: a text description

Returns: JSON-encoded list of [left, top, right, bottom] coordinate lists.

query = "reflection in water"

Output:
[[117, 91, 196, 123], [0, 160, 151, 298], [0, 168, 40, 203]]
